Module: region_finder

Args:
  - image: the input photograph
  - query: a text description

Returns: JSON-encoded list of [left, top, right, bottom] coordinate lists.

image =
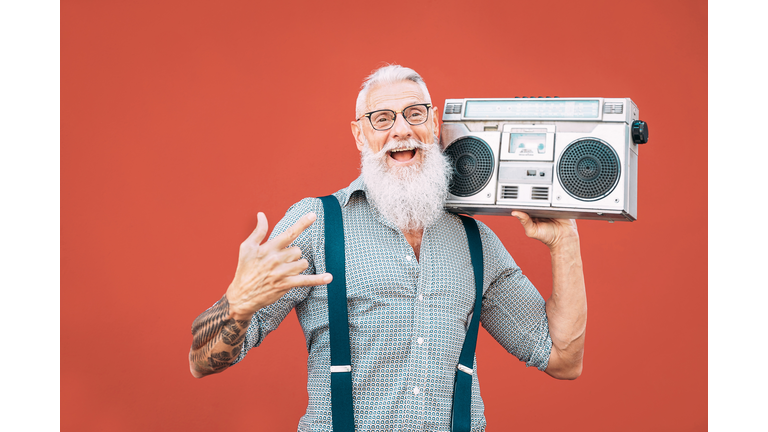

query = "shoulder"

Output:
[[280, 197, 324, 228], [474, 219, 502, 244], [275, 178, 362, 238], [454, 216, 517, 267], [449, 214, 503, 246]]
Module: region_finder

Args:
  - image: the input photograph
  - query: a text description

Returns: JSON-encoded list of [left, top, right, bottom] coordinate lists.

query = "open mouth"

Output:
[[388, 147, 417, 163]]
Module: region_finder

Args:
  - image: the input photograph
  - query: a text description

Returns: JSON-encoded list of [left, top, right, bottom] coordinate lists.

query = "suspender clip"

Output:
[[457, 364, 473, 375]]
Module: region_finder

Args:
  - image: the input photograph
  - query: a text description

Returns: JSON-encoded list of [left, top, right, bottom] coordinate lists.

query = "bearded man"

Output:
[[188, 65, 587, 432]]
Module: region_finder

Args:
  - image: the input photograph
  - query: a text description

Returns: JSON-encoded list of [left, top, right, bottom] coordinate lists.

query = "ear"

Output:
[[431, 104, 440, 141], [350, 120, 366, 151]]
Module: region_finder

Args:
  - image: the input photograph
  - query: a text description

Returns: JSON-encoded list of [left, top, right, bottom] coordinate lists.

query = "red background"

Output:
[[62, 0, 707, 430]]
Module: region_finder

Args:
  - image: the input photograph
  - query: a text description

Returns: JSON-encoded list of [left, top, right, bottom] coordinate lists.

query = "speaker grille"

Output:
[[445, 137, 495, 197], [501, 185, 518, 199], [531, 186, 550, 200], [557, 138, 620, 201]]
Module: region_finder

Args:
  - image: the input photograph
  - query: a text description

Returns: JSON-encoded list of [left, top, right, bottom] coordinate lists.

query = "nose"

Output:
[[390, 112, 413, 140]]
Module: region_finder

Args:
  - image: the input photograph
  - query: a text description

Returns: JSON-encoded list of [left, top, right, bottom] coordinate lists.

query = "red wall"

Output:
[[62, 0, 707, 430]]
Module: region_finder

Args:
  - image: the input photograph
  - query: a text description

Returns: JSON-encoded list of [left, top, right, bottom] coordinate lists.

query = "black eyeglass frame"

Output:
[[355, 103, 433, 131]]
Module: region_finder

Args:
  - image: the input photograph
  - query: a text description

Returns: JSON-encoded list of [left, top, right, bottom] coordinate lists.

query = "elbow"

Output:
[[190, 360, 205, 378], [545, 349, 584, 380], [189, 350, 212, 379], [189, 355, 230, 378], [553, 362, 583, 380]]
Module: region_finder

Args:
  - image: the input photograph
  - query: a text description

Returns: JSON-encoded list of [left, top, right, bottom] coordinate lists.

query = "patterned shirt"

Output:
[[234, 176, 552, 432]]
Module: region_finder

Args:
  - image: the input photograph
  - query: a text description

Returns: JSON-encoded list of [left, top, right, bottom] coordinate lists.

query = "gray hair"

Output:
[[355, 65, 432, 118]]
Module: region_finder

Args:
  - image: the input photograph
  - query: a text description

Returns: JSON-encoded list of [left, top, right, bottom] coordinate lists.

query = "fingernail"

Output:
[[307, 212, 317, 220], [324, 273, 333, 282]]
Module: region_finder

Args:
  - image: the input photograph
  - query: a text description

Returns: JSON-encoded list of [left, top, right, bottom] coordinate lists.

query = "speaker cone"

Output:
[[445, 137, 495, 197], [557, 138, 620, 201]]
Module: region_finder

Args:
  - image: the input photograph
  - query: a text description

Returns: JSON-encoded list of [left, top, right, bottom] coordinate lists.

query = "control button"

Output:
[[413, 387, 420, 395], [540, 171, 545, 176], [417, 337, 424, 345], [632, 120, 649, 144], [527, 170, 536, 176]]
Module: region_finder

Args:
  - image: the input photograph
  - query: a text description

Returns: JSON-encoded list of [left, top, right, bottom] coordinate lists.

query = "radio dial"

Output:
[[631, 120, 649, 144]]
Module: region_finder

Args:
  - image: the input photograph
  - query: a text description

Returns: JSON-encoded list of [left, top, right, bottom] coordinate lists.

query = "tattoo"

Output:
[[189, 295, 250, 376], [191, 295, 230, 353], [221, 320, 241, 345], [208, 351, 233, 371]]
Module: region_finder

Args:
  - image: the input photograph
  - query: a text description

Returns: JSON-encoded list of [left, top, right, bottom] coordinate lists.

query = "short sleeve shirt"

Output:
[[234, 176, 552, 432]]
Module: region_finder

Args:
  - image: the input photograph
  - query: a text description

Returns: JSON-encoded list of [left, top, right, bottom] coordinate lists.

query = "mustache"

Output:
[[376, 138, 428, 156]]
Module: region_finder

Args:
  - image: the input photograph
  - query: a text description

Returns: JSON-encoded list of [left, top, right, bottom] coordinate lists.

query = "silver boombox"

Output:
[[440, 97, 649, 222]]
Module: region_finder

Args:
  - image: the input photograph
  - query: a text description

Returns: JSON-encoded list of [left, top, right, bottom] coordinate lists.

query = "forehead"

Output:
[[366, 80, 426, 111]]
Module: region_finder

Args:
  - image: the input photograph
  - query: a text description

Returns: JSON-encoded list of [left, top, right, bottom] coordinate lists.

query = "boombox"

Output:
[[440, 97, 649, 222]]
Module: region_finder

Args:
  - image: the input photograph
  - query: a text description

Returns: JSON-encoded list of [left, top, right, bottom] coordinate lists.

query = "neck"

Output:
[[402, 228, 424, 261]]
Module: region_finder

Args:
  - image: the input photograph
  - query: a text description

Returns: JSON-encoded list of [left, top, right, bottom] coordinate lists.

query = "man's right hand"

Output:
[[225, 211, 333, 320]]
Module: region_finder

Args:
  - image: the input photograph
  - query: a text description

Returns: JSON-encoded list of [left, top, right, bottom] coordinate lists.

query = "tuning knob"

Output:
[[632, 120, 649, 144]]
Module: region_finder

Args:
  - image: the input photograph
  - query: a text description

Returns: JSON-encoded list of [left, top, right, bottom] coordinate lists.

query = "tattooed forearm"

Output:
[[189, 295, 251, 377], [221, 319, 248, 346]]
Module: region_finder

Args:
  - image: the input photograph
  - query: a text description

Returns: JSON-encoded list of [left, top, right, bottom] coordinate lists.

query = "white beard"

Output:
[[360, 136, 451, 232]]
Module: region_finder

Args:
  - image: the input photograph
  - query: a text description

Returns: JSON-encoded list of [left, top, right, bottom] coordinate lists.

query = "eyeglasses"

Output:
[[356, 103, 432, 131]]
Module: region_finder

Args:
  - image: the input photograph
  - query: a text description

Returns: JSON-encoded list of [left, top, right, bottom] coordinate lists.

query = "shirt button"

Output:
[[417, 337, 424, 345], [418, 294, 423, 301], [413, 387, 420, 395], [405, 255, 412, 261]]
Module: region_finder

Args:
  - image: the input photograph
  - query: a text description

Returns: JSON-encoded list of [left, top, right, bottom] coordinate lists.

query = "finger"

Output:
[[284, 272, 333, 289], [246, 212, 269, 245], [276, 245, 303, 263], [277, 258, 311, 276], [270, 212, 317, 249]]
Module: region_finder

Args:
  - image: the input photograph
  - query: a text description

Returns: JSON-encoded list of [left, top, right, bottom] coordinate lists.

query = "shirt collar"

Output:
[[337, 175, 452, 231], [339, 176, 368, 208]]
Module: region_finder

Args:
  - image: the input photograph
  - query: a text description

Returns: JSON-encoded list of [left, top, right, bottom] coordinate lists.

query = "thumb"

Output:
[[511, 211, 535, 236], [247, 212, 269, 245]]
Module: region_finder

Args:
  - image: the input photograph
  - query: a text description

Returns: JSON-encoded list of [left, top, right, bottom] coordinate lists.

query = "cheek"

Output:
[[369, 136, 389, 153]]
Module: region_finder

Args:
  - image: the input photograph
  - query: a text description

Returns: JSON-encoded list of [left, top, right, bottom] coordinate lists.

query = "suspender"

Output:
[[451, 215, 484, 432], [319, 195, 355, 432], [319, 195, 483, 432]]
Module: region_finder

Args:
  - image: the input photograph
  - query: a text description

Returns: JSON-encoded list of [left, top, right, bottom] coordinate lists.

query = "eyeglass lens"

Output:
[[370, 105, 429, 130]]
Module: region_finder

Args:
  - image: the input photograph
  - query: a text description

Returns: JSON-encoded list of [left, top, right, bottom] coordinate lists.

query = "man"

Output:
[[189, 65, 587, 431]]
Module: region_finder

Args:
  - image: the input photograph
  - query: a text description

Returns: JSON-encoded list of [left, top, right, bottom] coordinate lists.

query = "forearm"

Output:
[[545, 237, 587, 378], [189, 294, 253, 378]]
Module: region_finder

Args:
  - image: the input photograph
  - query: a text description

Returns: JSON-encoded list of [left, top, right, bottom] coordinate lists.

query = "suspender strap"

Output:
[[319, 195, 355, 432], [319, 195, 483, 432], [451, 215, 484, 432]]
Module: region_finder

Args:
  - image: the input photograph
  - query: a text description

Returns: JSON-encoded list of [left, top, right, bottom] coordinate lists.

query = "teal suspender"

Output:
[[451, 215, 484, 432], [319, 195, 355, 432], [319, 196, 483, 432]]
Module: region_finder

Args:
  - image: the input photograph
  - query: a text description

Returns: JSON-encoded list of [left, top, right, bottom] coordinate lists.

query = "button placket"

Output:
[[423, 230, 438, 419], [414, 232, 430, 425]]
